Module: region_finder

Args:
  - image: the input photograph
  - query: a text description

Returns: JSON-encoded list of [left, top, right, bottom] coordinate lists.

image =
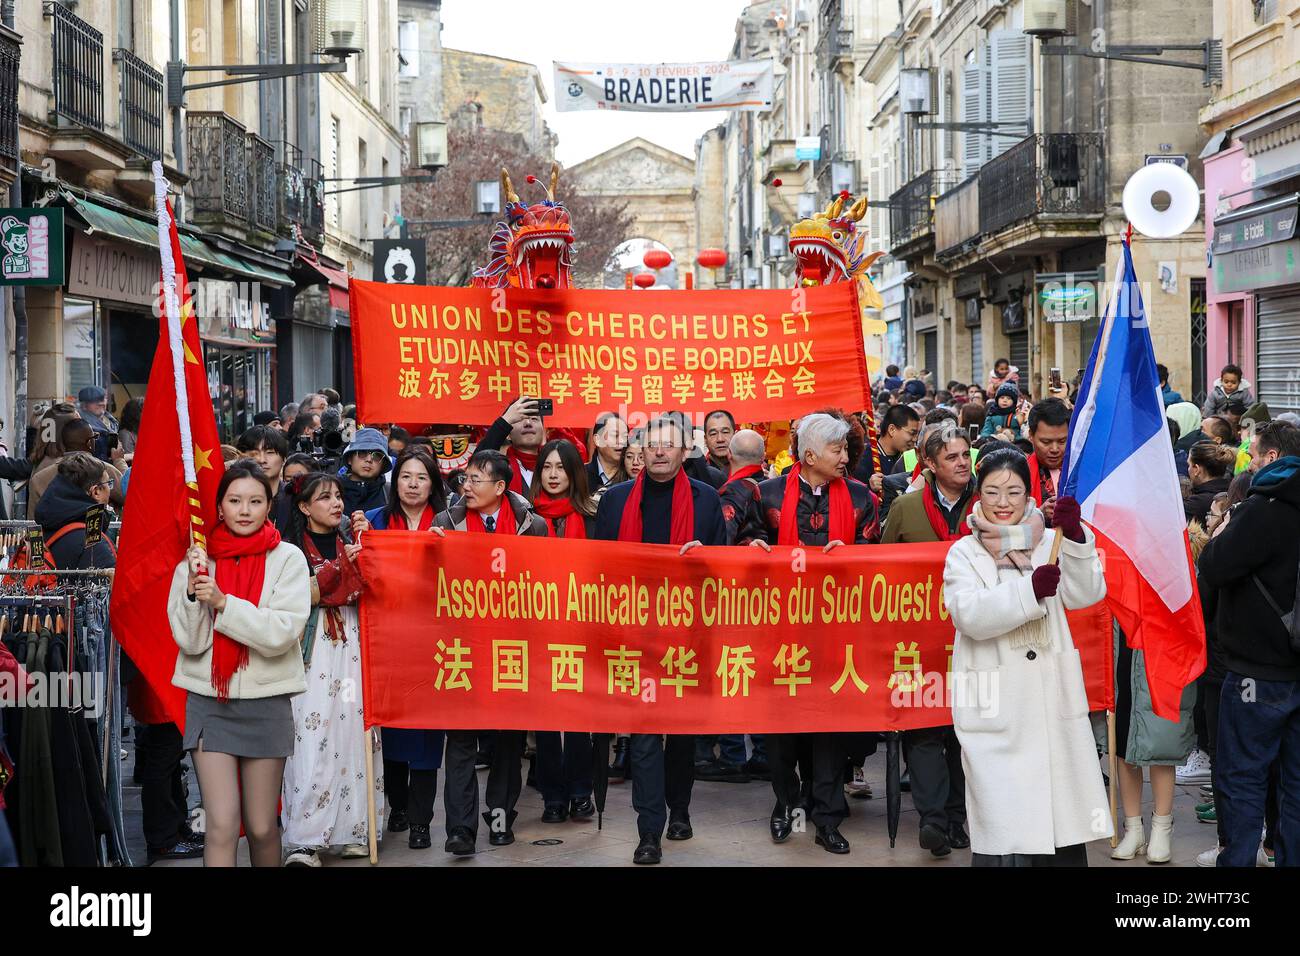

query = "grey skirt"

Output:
[[183, 692, 295, 759]]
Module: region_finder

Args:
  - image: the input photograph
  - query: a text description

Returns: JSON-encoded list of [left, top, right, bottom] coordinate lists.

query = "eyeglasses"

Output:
[[356, 451, 388, 463], [93, 477, 116, 491], [462, 476, 501, 487]]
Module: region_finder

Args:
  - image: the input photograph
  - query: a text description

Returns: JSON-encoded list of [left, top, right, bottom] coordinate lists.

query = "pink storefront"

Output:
[[1203, 106, 1300, 417]]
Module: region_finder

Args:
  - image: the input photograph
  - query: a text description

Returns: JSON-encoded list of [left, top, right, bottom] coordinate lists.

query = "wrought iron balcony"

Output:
[[815, 0, 854, 71], [0, 27, 19, 179], [889, 170, 955, 256], [245, 133, 277, 232], [187, 111, 249, 226], [46, 1, 104, 131], [978, 133, 1104, 236], [114, 49, 164, 161], [277, 143, 324, 245]]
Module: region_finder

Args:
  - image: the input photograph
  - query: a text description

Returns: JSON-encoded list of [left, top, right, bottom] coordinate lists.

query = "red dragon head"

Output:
[[472, 163, 575, 289]]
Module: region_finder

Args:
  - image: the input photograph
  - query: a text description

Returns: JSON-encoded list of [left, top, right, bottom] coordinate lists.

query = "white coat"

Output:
[[943, 526, 1113, 856]]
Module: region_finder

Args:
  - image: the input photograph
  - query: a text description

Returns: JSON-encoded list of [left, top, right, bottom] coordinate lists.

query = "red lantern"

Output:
[[772, 178, 783, 187], [633, 272, 656, 289], [696, 248, 727, 269], [643, 249, 673, 271]]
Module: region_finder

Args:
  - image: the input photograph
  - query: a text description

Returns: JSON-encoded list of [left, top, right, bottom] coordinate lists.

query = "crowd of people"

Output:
[[4, 355, 1296, 870]]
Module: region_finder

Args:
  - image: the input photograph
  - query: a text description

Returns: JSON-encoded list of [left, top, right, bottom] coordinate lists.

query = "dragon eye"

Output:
[[831, 231, 843, 242]]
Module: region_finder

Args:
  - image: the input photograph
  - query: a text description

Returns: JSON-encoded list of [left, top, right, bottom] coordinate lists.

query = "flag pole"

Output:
[[151, 162, 207, 557]]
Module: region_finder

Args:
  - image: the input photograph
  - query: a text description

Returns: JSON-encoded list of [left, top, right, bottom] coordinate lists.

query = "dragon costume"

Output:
[[471, 163, 575, 290]]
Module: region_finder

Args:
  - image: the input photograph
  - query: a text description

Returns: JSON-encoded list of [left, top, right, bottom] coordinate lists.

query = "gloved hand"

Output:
[[1052, 496, 1084, 542], [1032, 564, 1061, 602]]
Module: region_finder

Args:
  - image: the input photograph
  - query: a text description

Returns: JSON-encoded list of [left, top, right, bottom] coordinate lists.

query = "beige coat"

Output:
[[168, 541, 311, 699], [943, 527, 1112, 856]]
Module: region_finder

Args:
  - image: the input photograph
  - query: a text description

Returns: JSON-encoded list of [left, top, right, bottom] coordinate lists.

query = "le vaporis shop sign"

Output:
[[349, 281, 871, 427], [359, 534, 1117, 734]]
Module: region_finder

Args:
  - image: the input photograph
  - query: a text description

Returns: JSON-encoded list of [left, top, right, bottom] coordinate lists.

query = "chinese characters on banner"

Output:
[[358, 534, 1115, 734], [348, 282, 871, 428]]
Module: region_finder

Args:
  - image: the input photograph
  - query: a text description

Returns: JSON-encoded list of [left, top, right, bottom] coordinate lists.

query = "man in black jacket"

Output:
[[338, 427, 391, 515], [855, 403, 920, 488], [1199, 420, 1300, 867], [594, 415, 726, 864], [586, 411, 628, 492]]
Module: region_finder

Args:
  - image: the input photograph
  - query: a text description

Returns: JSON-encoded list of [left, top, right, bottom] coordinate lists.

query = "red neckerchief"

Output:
[[506, 446, 539, 494], [207, 522, 280, 700], [302, 532, 363, 607], [921, 479, 976, 542], [465, 499, 518, 535], [777, 463, 855, 546], [533, 493, 588, 539], [377, 505, 435, 531], [724, 464, 764, 486], [1027, 453, 1056, 505], [617, 468, 693, 545]]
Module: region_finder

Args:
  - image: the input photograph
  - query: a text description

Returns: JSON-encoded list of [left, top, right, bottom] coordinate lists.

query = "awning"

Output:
[[63, 193, 293, 287], [301, 257, 350, 310]]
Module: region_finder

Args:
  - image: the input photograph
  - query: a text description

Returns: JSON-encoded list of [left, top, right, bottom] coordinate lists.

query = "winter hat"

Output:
[[342, 427, 393, 475], [903, 379, 927, 401], [78, 386, 107, 404], [995, 381, 1020, 405]]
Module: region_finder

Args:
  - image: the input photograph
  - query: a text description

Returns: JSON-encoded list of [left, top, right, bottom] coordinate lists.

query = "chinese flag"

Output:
[[110, 193, 224, 731]]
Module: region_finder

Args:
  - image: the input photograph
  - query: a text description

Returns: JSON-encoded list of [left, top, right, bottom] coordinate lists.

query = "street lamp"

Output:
[[475, 180, 501, 215]]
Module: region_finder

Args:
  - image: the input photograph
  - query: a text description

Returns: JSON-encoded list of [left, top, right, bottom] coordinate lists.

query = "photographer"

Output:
[[338, 427, 391, 515]]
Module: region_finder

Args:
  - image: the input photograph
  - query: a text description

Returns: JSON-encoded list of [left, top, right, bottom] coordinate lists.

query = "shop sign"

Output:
[[194, 279, 272, 339], [0, 208, 65, 287], [67, 235, 159, 307], [1036, 271, 1101, 323]]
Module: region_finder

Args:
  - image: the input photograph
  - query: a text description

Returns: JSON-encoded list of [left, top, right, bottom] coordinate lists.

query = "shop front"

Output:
[[194, 278, 278, 442]]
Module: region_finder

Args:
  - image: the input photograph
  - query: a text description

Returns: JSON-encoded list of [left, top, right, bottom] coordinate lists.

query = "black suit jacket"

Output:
[[594, 475, 727, 545]]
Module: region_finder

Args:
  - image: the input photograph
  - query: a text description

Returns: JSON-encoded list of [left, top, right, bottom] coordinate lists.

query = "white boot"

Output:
[[1111, 816, 1146, 860], [1147, 812, 1174, 864]]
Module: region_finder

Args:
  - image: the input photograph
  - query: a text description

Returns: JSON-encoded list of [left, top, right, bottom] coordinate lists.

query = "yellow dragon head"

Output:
[[789, 190, 884, 310]]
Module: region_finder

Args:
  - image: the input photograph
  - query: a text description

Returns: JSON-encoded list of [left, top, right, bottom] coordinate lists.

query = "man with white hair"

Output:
[[749, 411, 877, 855]]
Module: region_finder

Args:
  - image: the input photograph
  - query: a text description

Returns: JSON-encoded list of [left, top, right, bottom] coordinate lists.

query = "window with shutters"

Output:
[[399, 21, 419, 78], [989, 31, 1031, 160], [961, 58, 986, 180]]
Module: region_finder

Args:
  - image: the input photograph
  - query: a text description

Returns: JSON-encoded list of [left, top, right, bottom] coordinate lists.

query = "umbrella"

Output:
[[592, 733, 611, 830], [886, 732, 901, 848]]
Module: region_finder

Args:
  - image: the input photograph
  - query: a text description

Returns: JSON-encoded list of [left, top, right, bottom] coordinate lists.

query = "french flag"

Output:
[[1061, 240, 1206, 721]]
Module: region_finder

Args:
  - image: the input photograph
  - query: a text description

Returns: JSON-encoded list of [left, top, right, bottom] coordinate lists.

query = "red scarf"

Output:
[[207, 522, 281, 701], [777, 463, 856, 546], [1027, 453, 1056, 505], [724, 464, 764, 486], [921, 479, 977, 541], [465, 499, 518, 535], [302, 532, 364, 607], [533, 493, 588, 539], [380, 504, 435, 531], [617, 468, 694, 545], [506, 446, 539, 495]]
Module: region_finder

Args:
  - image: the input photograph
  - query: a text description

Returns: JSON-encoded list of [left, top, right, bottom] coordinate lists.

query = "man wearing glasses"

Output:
[[432, 449, 548, 855], [593, 415, 727, 864], [338, 427, 392, 516]]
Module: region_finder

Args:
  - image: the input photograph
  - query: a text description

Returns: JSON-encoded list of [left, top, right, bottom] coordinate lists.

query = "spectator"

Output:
[[237, 425, 293, 532], [980, 383, 1021, 439], [118, 397, 144, 455], [299, 393, 328, 419], [1202, 365, 1254, 419], [882, 364, 903, 392], [337, 427, 392, 515], [387, 426, 411, 457], [252, 410, 280, 430], [1184, 442, 1236, 525], [29, 418, 125, 519], [279, 402, 300, 427], [77, 386, 119, 460], [1158, 364, 1184, 408], [1026, 399, 1071, 524], [858, 403, 920, 489], [587, 412, 629, 492], [986, 358, 1020, 397], [703, 410, 736, 474]]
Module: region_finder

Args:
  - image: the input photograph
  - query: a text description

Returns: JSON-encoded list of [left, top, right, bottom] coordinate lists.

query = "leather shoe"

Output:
[[541, 804, 568, 824], [815, 825, 851, 854], [569, 796, 596, 820], [488, 828, 515, 846], [444, 827, 475, 856], [947, 822, 970, 849], [666, 815, 693, 841], [147, 838, 204, 864], [743, 758, 772, 781], [633, 833, 662, 864], [387, 808, 409, 833], [919, 823, 952, 857], [770, 803, 794, 843], [408, 824, 431, 850]]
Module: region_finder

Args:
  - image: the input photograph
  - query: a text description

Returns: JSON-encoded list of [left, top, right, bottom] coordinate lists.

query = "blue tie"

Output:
[[484, 516, 495, 532]]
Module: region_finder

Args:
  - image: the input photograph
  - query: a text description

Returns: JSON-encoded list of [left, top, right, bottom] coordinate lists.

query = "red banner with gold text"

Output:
[[349, 281, 870, 427], [359, 534, 1115, 733]]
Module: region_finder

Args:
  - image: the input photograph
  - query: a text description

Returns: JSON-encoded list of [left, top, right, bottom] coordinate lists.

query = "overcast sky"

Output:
[[440, 0, 751, 167]]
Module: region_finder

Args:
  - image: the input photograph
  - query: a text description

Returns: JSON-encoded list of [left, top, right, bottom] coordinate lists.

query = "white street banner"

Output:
[[554, 60, 774, 113]]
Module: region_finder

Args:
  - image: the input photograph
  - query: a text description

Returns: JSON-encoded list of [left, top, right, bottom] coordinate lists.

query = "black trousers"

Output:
[[971, 842, 1088, 867], [135, 722, 186, 852], [630, 734, 694, 838], [768, 732, 848, 828], [902, 724, 966, 831], [443, 729, 523, 839], [384, 759, 439, 828]]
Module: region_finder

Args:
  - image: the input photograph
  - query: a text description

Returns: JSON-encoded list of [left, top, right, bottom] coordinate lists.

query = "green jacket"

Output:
[[1094, 625, 1195, 766]]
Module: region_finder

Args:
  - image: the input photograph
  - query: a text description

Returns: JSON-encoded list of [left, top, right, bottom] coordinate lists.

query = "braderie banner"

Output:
[[358, 534, 1115, 734], [349, 281, 870, 428]]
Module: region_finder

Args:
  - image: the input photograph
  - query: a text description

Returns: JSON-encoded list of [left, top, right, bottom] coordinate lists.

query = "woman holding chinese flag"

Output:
[[943, 447, 1111, 866], [366, 447, 449, 851], [167, 459, 311, 867], [280, 472, 385, 867]]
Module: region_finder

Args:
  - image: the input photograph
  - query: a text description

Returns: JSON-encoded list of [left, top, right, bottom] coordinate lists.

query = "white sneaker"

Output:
[[1257, 846, 1276, 867], [284, 847, 321, 867], [1112, 816, 1146, 860], [845, 765, 872, 799], [1175, 749, 1212, 786], [339, 843, 370, 859], [1196, 845, 1221, 867]]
